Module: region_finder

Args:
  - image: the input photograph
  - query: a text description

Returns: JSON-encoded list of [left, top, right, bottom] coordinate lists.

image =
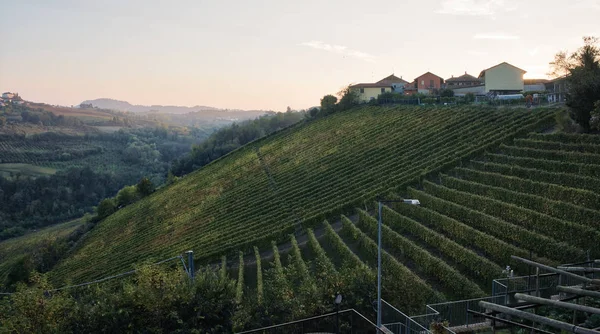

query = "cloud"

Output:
[[300, 41, 376, 63], [473, 33, 520, 40], [436, 0, 518, 16]]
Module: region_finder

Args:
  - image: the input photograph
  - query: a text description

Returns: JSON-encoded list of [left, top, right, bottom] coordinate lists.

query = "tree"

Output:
[[320, 95, 338, 116], [440, 88, 455, 97], [96, 198, 117, 219], [115, 185, 139, 207], [136, 177, 155, 196], [550, 36, 600, 132], [591, 101, 600, 131], [337, 86, 359, 111]]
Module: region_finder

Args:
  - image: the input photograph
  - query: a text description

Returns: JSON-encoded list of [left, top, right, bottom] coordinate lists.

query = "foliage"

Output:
[[320, 94, 338, 116], [0, 264, 237, 333], [171, 110, 305, 176], [336, 86, 360, 111], [440, 89, 455, 97], [464, 92, 476, 103], [136, 177, 155, 196], [591, 100, 600, 131], [550, 36, 600, 132]]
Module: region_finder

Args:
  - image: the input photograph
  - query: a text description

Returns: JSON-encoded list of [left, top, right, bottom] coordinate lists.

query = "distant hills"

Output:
[[79, 98, 268, 117]]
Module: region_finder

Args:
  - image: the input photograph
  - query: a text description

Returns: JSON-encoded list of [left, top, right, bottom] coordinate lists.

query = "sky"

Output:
[[0, 0, 599, 111]]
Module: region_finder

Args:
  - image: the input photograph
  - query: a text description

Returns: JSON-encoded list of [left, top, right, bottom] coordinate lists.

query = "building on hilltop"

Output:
[[408, 72, 445, 95], [2, 92, 15, 100], [545, 76, 568, 103], [478, 62, 526, 95], [446, 72, 482, 88], [350, 74, 409, 102]]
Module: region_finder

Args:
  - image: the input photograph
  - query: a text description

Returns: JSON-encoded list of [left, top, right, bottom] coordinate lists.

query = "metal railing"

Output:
[[381, 299, 431, 334], [410, 295, 507, 330], [237, 308, 386, 334]]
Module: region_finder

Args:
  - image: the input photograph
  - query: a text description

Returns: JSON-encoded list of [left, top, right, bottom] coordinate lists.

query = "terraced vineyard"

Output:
[[217, 131, 600, 317], [49, 105, 558, 291]]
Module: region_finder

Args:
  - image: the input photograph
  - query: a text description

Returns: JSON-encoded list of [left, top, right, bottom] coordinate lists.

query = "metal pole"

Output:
[[186, 250, 195, 280], [336, 304, 340, 334], [377, 200, 383, 329]]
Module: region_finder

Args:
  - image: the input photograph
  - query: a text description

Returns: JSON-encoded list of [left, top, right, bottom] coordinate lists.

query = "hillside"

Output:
[[0, 218, 85, 286], [48, 105, 557, 293]]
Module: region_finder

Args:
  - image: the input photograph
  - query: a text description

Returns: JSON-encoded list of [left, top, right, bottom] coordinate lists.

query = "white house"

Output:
[[478, 62, 526, 94]]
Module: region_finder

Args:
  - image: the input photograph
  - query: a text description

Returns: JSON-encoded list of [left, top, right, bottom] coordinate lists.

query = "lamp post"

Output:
[[335, 293, 342, 334], [377, 199, 420, 329]]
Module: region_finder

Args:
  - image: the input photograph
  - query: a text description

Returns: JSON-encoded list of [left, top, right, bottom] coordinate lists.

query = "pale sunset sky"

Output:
[[1, 0, 599, 111]]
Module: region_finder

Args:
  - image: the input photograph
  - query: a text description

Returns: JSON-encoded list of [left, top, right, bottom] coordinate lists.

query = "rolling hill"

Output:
[[47, 105, 563, 299]]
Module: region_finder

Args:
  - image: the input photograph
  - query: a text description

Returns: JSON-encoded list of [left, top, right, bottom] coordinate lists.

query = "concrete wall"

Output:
[[484, 64, 525, 93]]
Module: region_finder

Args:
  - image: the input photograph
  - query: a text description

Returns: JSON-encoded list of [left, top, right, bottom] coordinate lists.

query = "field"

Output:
[[25, 103, 115, 122], [0, 218, 85, 287], [46, 105, 573, 310], [0, 136, 138, 176], [0, 163, 56, 179]]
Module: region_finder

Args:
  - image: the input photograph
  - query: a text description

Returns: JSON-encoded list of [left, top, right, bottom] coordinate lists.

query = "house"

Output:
[[478, 62, 526, 94], [412, 72, 444, 94], [446, 72, 482, 88], [350, 74, 409, 102], [545, 76, 568, 103], [524, 79, 549, 92], [2, 92, 15, 99]]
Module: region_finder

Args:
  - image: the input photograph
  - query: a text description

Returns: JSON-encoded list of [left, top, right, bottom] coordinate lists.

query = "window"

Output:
[[381, 87, 385, 93], [360, 88, 364, 93], [421, 80, 424, 86], [429, 79, 434, 88]]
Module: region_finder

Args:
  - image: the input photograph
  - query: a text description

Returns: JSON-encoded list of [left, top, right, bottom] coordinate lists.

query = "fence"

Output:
[[491, 260, 598, 299], [410, 295, 507, 331], [381, 299, 431, 334], [237, 309, 386, 334]]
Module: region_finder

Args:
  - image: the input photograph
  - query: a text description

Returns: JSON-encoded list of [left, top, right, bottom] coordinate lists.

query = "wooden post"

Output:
[[514, 293, 600, 315], [511, 256, 600, 285], [557, 286, 600, 299]]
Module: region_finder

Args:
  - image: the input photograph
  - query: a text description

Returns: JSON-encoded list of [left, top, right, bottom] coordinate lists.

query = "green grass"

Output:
[[0, 219, 84, 286], [48, 105, 556, 288]]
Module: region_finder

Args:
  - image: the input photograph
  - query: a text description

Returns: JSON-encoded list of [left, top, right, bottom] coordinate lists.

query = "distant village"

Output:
[[350, 62, 567, 104], [0, 92, 24, 107]]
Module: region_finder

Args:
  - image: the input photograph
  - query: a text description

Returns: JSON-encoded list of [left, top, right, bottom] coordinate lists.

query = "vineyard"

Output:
[[48, 104, 566, 304], [210, 129, 600, 319], [0, 136, 136, 177]]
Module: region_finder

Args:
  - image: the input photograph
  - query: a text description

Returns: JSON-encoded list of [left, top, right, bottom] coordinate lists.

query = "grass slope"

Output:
[[49, 105, 555, 285]]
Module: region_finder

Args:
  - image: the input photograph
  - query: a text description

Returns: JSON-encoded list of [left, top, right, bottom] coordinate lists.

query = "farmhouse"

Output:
[[412, 72, 445, 94], [350, 74, 409, 102], [478, 62, 526, 94]]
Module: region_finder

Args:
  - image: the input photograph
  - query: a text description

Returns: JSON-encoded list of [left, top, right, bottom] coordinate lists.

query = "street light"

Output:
[[335, 293, 342, 334], [377, 199, 420, 329]]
